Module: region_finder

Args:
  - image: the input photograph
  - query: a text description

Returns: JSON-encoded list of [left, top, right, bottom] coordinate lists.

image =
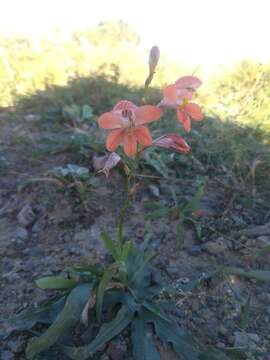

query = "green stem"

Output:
[[117, 173, 132, 245], [117, 153, 139, 245]]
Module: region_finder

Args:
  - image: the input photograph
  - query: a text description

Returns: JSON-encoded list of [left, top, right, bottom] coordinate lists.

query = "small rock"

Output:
[[167, 266, 179, 275], [107, 339, 127, 360], [1, 350, 15, 360], [14, 227, 28, 241], [99, 355, 110, 360], [257, 293, 270, 304], [32, 219, 46, 233], [256, 236, 270, 247], [149, 184, 160, 197], [234, 331, 260, 349], [218, 324, 228, 336], [7, 337, 25, 353], [24, 114, 40, 122], [202, 238, 228, 255], [17, 205, 36, 227], [241, 222, 270, 238], [187, 245, 202, 256]]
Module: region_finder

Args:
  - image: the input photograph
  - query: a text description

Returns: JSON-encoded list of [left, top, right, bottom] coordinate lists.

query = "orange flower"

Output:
[[98, 100, 163, 157], [161, 76, 204, 132]]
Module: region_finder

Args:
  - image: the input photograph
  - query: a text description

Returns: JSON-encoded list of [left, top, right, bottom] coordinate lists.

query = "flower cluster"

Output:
[[97, 52, 203, 164]]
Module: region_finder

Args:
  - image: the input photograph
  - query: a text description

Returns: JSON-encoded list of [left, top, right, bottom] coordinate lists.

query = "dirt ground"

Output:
[[0, 110, 270, 359]]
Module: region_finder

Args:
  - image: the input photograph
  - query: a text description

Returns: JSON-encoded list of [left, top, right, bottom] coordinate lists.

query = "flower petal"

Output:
[[113, 100, 137, 112], [154, 133, 190, 153], [134, 126, 152, 146], [184, 103, 204, 121], [134, 105, 163, 125], [175, 76, 202, 90], [98, 112, 122, 129], [177, 109, 191, 132], [163, 84, 178, 103], [106, 129, 125, 151], [99, 152, 121, 178], [123, 133, 137, 157]]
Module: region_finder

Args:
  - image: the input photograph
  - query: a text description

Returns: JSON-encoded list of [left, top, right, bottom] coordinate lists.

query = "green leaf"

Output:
[[120, 240, 133, 261], [222, 267, 270, 281], [144, 152, 169, 177], [145, 310, 200, 360], [146, 207, 170, 220], [223, 347, 266, 359], [256, 244, 270, 257], [52, 164, 89, 179], [62, 305, 134, 360], [26, 283, 93, 359], [103, 289, 125, 310], [68, 265, 103, 277], [144, 201, 161, 211], [1, 297, 66, 340], [96, 266, 115, 322], [127, 249, 154, 288], [240, 295, 251, 330], [198, 347, 231, 360], [143, 301, 171, 323], [82, 104, 93, 120], [132, 317, 160, 360], [36, 276, 77, 290], [175, 220, 185, 246], [101, 231, 119, 261], [181, 182, 205, 215]]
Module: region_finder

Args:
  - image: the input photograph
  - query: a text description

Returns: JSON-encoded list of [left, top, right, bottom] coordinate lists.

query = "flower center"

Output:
[[178, 98, 189, 110], [121, 109, 135, 130]]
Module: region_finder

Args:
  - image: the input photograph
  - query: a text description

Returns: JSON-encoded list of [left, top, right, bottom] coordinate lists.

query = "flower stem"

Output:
[[117, 173, 132, 245], [117, 153, 139, 245]]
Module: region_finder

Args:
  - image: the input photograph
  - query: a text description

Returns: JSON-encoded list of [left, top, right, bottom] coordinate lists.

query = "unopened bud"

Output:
[[149, 45, 160, 74]]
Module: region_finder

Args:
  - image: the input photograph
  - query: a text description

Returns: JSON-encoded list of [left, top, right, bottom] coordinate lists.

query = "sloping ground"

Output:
[[0, 100, 270, 359]]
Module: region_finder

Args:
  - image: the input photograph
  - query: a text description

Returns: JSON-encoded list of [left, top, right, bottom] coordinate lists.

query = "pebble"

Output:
[[14, 227, 28, 241], [257, 236, 270, 247], [107, 339, 127, 360], [149, 184, 160, 197], [218, 324, 228, 336], [17, 205, 36, 227], [257, 293, 270, 304], [7, 337, 25, 353], [202, 238, 228, 255], [1, 350, 15, 360], [187, 245, 202, 256], [234, 331, 260, 349], [99, 355, 110, 360]]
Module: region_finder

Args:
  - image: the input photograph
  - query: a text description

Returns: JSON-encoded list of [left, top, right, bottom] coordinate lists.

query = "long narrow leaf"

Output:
[[1, 296, 66, 340], [240, 295, 251, 330], [26, 283, 93, 359], [101, 231, 119, 260], [198, 347, 231, 360], [143, 301, 171, 323], [222, 267, 270, 281], [96, 266, 115, 322], [132, 317, 160, 360], [62, 305, 134, 360], [36, 276, 77, 290], [143, 309, 200, 360], [181, 183, 205, 215]]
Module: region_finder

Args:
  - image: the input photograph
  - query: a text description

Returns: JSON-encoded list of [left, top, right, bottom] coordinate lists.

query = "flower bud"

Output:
[[149, 45, 160, 74], [153, 133, 191, 153], [94, 152, 121, 178]]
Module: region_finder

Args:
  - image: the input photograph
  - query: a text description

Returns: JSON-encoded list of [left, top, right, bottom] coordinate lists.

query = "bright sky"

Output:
[[1, 0, 270, 67]]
